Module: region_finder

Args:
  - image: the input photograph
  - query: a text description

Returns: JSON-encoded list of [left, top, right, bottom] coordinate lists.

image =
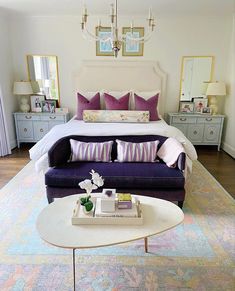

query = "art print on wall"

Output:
[[122, 27, 144, 56], [96, 27, 114, 56]]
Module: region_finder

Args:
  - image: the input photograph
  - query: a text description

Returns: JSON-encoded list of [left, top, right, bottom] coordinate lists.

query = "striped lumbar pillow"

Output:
[[70, 139, 113, 162], [116, 139, 159, 162]]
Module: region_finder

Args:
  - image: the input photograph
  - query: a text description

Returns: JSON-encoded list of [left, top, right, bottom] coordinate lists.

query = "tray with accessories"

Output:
[[71, 197, 143, 225]]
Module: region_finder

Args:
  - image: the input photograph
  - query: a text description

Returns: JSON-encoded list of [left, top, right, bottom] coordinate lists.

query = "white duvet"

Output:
[[29, 118, 197, 173]]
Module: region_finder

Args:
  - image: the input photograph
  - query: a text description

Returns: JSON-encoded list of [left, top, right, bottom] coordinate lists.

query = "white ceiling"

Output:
[[0, 0, 234, 17]]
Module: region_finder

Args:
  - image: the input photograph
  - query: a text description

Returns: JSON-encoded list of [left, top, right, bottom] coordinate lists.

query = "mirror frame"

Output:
[[26, 54, 60, 105], [179, 55, 214, 102]]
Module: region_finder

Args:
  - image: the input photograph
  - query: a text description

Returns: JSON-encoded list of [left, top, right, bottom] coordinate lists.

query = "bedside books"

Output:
[[95, 198, 139, 218]]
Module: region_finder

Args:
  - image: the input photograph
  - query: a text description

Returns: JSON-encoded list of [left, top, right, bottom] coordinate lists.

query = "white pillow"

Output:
[[133, 90, 161, 99], [78, 91, 100, 100], [103, 90, 132, 109]]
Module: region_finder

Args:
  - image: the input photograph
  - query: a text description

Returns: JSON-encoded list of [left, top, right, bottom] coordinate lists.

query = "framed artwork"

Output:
[[193, 98, 208, 113], [201, 107, 212, 115], [179, 101, 194, 113], [41, 100, 56, 113], [122, 27, 144, 56], [96, 27, 114, 56], [30, 95, 45, 112]]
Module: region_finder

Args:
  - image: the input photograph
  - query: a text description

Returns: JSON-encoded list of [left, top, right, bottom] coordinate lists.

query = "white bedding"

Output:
[[29, 118, 197, 173]]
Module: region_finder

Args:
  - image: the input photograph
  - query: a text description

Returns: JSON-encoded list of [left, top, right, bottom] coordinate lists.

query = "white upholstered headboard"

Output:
[[75, 60, 167, 116]]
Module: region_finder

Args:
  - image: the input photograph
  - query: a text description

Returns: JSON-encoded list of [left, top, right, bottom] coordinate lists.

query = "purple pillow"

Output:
[[104, 93, 130, 110], [134, 93, 160, 121], [76, 92, 100, 120]]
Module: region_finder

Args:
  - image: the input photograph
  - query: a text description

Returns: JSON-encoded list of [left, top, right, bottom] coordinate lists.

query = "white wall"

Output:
[[223, 14, 235, 158], [8, 14, 233, 152], [0, 10, 17, 148]]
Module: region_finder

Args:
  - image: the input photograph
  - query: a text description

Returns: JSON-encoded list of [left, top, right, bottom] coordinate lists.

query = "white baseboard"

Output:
[[221, 142, 235, 158]]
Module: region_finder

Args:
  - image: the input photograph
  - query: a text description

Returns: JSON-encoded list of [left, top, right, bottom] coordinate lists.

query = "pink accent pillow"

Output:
[[134, 93, 160, 121], [76, 92, 100, 120], [116, 139, 159, 162], [70, 139, 113, 162], [104, 93, 130, 110]]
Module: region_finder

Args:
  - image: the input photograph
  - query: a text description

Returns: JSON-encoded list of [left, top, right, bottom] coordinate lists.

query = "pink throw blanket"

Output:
[[157, 137, 185, 168]]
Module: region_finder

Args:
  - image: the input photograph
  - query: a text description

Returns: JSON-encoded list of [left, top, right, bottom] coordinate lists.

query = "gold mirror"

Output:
[[179, 56, 214, 101], [27, 55, 60, 103]]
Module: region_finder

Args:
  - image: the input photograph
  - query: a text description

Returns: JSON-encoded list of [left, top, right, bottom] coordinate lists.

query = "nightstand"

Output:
[[167, 113, 225, 150], [13, 112, 70, 148]]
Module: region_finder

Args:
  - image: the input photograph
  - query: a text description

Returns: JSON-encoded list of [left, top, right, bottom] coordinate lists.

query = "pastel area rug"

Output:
[[0, 161, 234, 291]]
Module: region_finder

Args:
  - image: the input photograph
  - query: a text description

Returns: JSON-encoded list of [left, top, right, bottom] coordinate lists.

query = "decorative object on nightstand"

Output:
[[206, 82, 226, 115], [13, 81, 33, 112]]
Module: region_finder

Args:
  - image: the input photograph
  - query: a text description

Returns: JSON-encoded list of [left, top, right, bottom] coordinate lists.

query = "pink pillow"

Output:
[[76, 92, 100, 120], [134, 93, 160, 121], [104, 93, 130, 110]]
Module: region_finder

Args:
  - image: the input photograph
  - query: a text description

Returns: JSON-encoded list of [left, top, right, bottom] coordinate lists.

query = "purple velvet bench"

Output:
[[45, 135, 186, 208]]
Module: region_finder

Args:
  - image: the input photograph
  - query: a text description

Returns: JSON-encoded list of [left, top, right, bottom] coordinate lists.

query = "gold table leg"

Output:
[[144, 237, 148, 253]]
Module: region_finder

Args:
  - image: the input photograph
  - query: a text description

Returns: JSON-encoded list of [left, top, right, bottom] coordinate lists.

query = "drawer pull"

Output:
[[180, 117, 186, 121], [206, 118, 212, 122], [25, 116, 32, 119], [49, 116, 56, 119], [40, 129, 44, 133], [193, 130, 198, 135], [24, 128, 27, 132], [210, 131, 214, 135]]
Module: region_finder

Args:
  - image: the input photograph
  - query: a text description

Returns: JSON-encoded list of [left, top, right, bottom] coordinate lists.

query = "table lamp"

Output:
[[206, 82, 226, 115], [13, 81, 33, 112]]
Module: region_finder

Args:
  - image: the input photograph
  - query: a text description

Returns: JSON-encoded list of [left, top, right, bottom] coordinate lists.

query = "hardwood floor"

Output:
[[195, 146, 235, 199], [0, 144, 30, 189], [0, 144, 234, 199]]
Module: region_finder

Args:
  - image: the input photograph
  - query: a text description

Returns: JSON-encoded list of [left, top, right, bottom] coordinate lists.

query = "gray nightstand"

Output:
[[13, 112, 70, 148], [167, 113, 225, 150]]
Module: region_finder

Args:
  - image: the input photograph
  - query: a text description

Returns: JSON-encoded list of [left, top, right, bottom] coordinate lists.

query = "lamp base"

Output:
[[209, 96, 218, 115], [20, 96, 30, 113]]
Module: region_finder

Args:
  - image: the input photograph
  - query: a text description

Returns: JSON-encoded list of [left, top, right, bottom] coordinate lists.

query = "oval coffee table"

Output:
[[37, 194, 184, 291]]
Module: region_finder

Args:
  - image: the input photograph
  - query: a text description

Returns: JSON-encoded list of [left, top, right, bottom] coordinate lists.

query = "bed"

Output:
[[29, 60, 197, 173]]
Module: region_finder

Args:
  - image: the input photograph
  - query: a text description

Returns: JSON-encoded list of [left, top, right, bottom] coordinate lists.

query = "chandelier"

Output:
[[81, 0, 156, 57]]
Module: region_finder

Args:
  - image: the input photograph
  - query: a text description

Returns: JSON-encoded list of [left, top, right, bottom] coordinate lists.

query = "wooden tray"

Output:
[[71, 198, 143, 225]]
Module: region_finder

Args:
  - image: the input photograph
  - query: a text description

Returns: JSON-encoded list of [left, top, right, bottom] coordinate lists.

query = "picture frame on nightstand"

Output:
[[30, 95, 45, 112], [193, 98, 208, 113], [179, 101, 194, 113], [201, 107, 212, 115], [41, 100, 56, 113]]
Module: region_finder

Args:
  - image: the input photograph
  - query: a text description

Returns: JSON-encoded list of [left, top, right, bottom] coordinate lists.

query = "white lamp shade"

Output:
[[206, 82, 226, 96], [13, 81, 33, 95]]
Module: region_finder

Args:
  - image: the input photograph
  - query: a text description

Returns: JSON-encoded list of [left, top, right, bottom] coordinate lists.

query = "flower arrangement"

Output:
[[79, 170, 104, 212]]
